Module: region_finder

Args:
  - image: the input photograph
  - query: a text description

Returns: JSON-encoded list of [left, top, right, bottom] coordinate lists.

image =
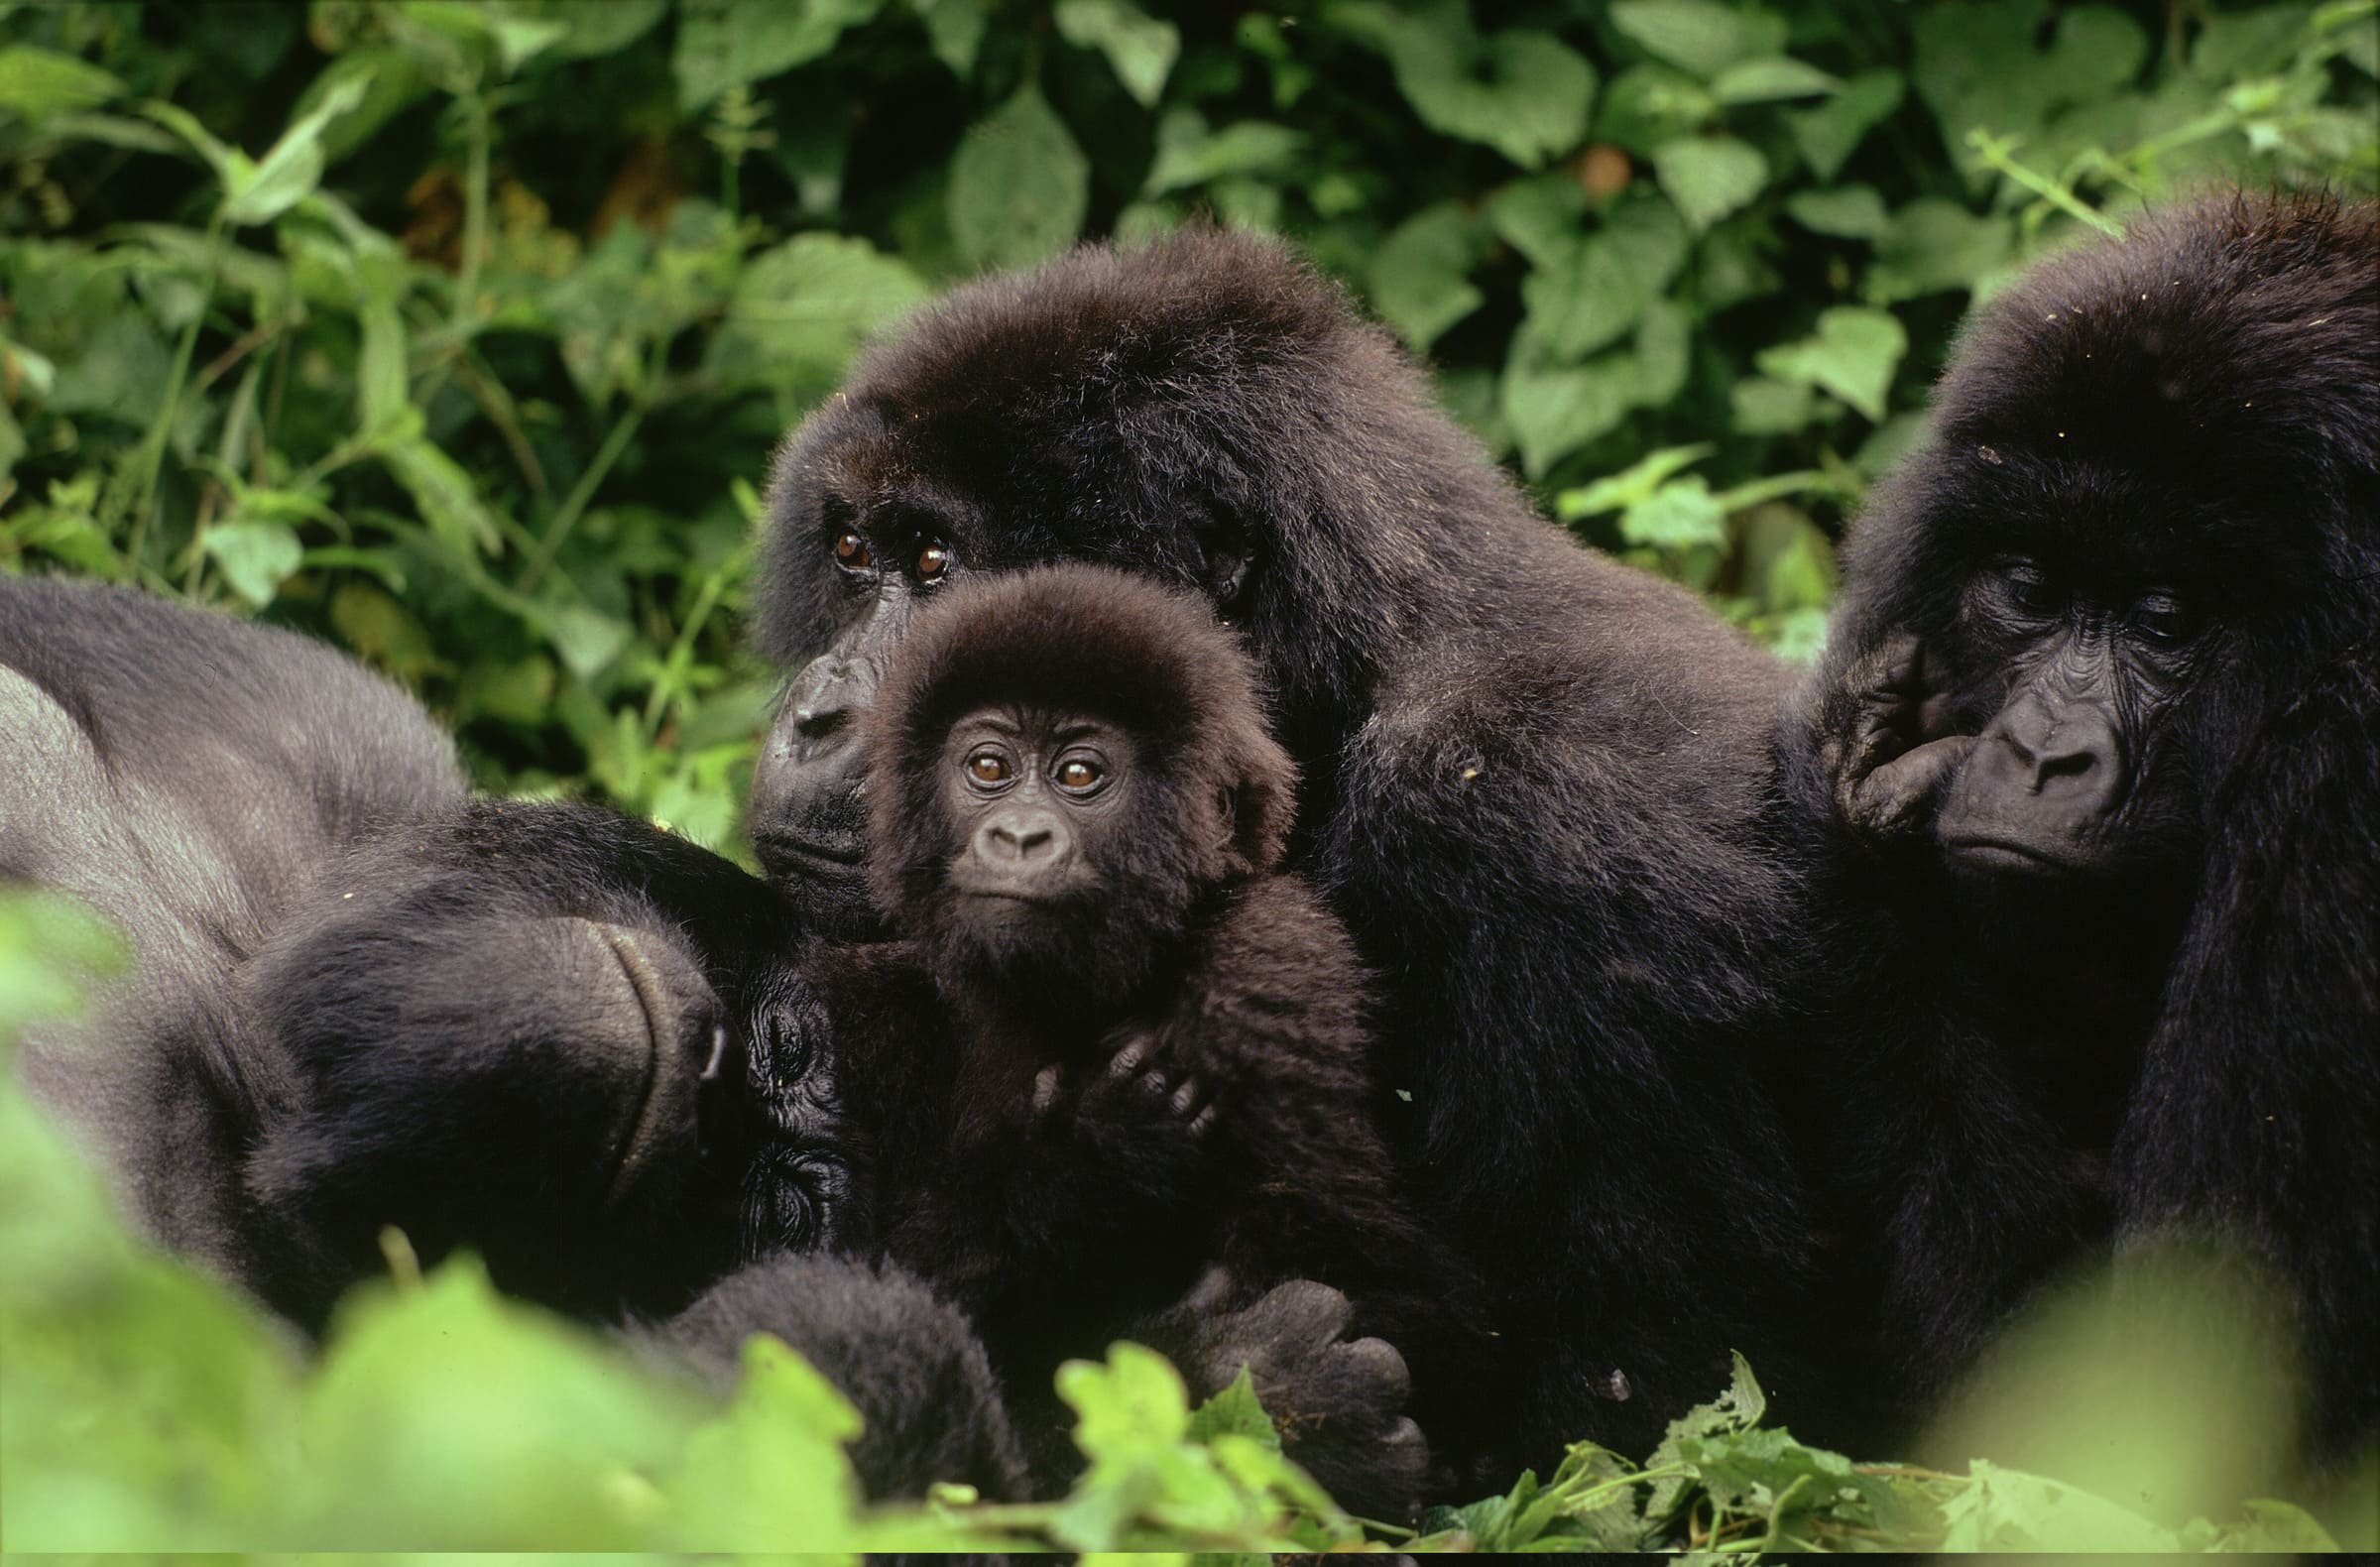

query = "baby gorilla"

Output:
[[862, 564, 1479, 1516]]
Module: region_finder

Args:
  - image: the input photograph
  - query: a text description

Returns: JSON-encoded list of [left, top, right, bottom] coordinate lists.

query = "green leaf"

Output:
[[1053, 0, 1179, 109], [1863, 197, 2014, 303], [0, 891, 125, 1037], [1186, 1367, 1280, 1450], [666, 1334, 864, 1551], [382, 436, 507, 556], [1061, 1342, 1193, 1461], [0, 46, 126, 121], [709, 232, 927, 395], [1142, 109, 1303, 195], [1332, 2, 1595, 168], [1619, 476, 1728, 549], [542, 602, 636, 677], [1785, 183, 1888, 239], [1786, 67, 1904, 181], [1756, 306, 1906, 422], [1651, 134, 1767, 232], [673, 0, 886, 112], [1517, 194, 1689, 360], [1557, 442, 1712, 519], [948, 86, 1089, 272], [222, 75, 370, 226], [495, 0, 667, 58], [911, 0, 991, 77], [1486, 173, 1588, 271], [201, 520, 304, 606], [1502, 357, 1639, 478], [1368, 202, 1489, 352], [1730, 376, 1817, 434], [1709, 56, 1840, 105], [1609, 0, 1786, 78]]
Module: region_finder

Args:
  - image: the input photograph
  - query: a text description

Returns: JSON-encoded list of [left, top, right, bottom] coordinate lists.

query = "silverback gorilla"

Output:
[[1787, 192, 2380, 1462], [748, 227, 1832, 1465], [857, 563, 1485, 1513]]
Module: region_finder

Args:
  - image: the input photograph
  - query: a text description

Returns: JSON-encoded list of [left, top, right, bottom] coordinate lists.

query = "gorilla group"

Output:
[[6, 190, 2375, 1514]]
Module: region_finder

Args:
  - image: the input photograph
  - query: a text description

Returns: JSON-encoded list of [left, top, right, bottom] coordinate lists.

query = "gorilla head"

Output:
[[1816, 192, 2380, 894], [865, 563, 1293, 1018], [745, 228, 1520, 931]]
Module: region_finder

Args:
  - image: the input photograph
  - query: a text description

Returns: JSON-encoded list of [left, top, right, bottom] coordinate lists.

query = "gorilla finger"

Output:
[[1030, 1061, 1065, 1118], [1188, 1103, 1219, 1139], [1851, 734, 1977, 836], [1332, 1333, 1414, 1407], [1248, 1276, 1355, 1343], [1167, 1075, 1206, 1121], [1106, 1037, 1152, 1079], [1176, 1263, 1239, 1317]]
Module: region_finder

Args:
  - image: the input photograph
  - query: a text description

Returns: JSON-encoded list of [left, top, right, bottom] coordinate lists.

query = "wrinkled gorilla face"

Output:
[[1932, 554, 2208, 880]]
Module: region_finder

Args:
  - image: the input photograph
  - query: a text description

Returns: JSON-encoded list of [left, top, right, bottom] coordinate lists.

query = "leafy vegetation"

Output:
[[2, 0, 2372, 831], [3, 1, 2376, 1551]]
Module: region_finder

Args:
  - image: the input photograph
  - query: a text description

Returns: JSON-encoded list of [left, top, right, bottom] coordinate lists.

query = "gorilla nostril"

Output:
[[793, 704, 850, 743], [2033, 745, 2099, 787]]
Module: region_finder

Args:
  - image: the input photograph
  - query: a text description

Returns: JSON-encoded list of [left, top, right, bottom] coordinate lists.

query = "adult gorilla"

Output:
[[1787, 192, 2379, 1461], [748, 228, 1829, 1466]]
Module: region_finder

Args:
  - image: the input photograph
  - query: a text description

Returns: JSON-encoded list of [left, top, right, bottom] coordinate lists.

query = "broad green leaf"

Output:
[[382, 436, 506, 556], [1333, 2, 1595, 168], [1785, 183, 1888, 239], [948, 86, 1089, 272], [0, 891, 124, 1037], [542, 602, 635, 677], [1651, 134, 1766, 232], [1710, 56, 1839, 104], [912, 0, 991, 76], [1594, 60, 1719, 156], [1517, 194, 1689, 361], [45, 314, 174, 424], [1786, 67, 1903, 181], [1754, 305, 1907, 422], [666, 1334, 863, 1550], [202, 520, 304, 606], [1730, 375, 1817, 434], [1368, 202, 1489, 351], [1054, 0, 1179, 108], [1609, 0, 1786, 78], [1486, 173, 1588, 271], [1142, 109, 1303, 194], [294, 49, 434, 166], [1619, 476, 1728, 550], [0, 46, 125, 121], [1502, 356, 1639, 478], [1061, 1341, 1193, 1460], [673, 0, 886, 112], [2193, 4, 2317, 79], [1864, 197, 2013, 303], [1631, 298, 1690, 408], [222, 75, 370, 226], [1185, 1367, 1279, 1450], [496, 0, 667, 58], [1557, 441, 1712, 519], [709, 232, 927, 394]]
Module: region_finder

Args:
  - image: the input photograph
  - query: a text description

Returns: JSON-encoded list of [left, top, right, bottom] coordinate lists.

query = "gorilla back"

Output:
[[748, 228, 1832, 1462], [1, 574, 465, 1281], [1791, 192, 2380, 1461]]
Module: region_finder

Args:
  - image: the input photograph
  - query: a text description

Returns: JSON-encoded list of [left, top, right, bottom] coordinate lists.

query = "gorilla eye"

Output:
[[2001, 561, 2060, 618], [2133, 591, 2194, 645], [1054, 757, 1105, 792], [914, 541, 953, 582], [832, 531, 874, 571], [967, 750, 1010, 784]]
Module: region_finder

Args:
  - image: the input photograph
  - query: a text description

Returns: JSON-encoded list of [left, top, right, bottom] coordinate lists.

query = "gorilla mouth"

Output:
[[1942, 835, 2085, 876]]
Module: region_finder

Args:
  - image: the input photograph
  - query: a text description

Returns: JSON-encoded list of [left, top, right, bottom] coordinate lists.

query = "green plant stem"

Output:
[[123, 209, 226, 570], [1965, 129, 2127, 238], [642, 559, 733, 740], [517, 399, 645, 593], [452, 94, 491, 333]]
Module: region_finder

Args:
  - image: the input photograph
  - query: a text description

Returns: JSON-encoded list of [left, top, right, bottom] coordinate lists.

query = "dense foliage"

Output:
[[2, 0, 2372, 838], [3, 0, 2376, 1552]]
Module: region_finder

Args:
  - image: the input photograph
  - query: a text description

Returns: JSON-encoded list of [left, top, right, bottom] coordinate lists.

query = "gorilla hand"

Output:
[[243, 886, 739, 1325], [1826, 629, 1974, 841], [1148, 1266, 1433, 1524]]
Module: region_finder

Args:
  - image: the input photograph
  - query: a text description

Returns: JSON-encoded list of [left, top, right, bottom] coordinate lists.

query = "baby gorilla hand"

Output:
[[1826, 629, 1976, 841], [1056, 1028, 1222, 1204]]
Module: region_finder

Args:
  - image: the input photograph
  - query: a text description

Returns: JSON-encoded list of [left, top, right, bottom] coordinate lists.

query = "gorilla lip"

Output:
[[1941, 835, 2082, 875]]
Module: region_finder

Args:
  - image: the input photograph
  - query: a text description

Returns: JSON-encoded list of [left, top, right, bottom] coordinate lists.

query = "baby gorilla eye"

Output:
[[967, 751, 1009, 784], [914, 541, 953, 582], [2133, 590, 2193, 645], [832, 531, 874, 571], [1055, 758, 1104, 792], [1999, 559, 2061, 618]]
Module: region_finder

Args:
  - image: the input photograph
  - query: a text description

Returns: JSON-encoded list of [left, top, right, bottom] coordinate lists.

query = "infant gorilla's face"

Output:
[[939, 703, 1135, 943]]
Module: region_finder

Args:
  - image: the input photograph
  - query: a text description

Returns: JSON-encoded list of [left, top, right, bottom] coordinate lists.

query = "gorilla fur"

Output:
[[851, 564, 1480, 1514], [1786, 192, 2380, 1462], [750, 228, 1832, 1466], [0, 575, 1017, 1500]]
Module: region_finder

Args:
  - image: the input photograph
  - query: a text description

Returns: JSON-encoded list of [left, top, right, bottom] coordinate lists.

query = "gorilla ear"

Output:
[[1195, 520, 1255, 618], [1221, 758, 1293, 875]]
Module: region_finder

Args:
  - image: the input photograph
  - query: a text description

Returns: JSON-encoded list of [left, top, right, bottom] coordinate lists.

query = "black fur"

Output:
[[850, 564, 1480, 1515], [0, 574, 1018, 1500], [1784, 192, 2380, 1462], [749, 229, 1836, 1468]]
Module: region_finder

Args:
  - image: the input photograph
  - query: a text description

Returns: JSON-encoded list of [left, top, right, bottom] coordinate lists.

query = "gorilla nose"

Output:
[[978, 810, 1067, 865], [1996, 723, 2108, 796]]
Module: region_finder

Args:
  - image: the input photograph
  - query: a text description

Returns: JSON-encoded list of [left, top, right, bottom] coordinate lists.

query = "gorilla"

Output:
[[748, 227, 1834, 1463], [1786, 192, 2379, 1461], [857, 563, 1486, 1515], [0, 573, 1421, 1503], [0, 573, 1023, 1497]]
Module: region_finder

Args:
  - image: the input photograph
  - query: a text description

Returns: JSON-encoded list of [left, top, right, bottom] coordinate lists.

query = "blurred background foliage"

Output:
[[1, 0, 2375, 848]]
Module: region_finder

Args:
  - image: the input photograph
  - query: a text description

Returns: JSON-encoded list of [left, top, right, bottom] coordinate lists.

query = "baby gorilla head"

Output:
[[868, 564, 1294, 1021]]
